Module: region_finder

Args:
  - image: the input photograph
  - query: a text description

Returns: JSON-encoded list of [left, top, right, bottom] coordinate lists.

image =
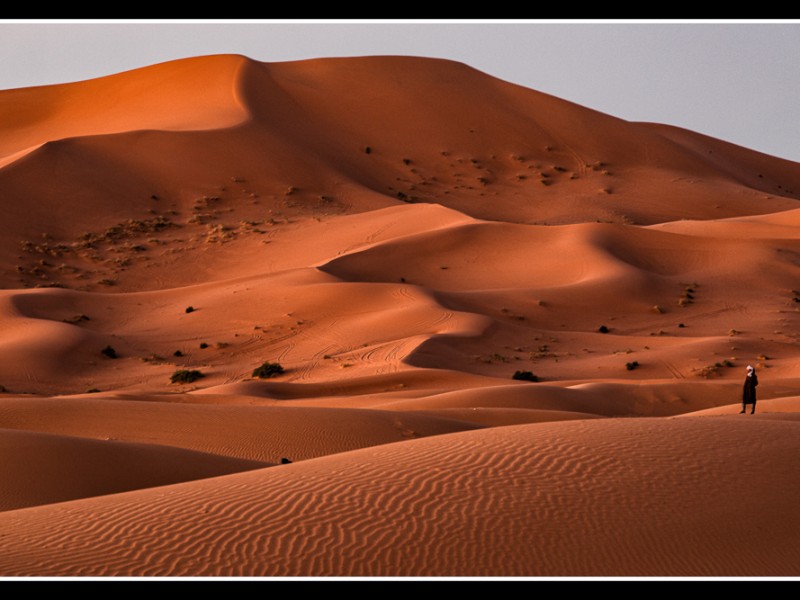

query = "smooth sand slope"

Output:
[[0, 428, 268, 512], [0, 54, 799, 576]]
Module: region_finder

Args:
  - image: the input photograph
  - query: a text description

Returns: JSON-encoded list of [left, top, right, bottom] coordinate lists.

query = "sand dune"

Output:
[[0, 54, 799, 576], [0, 397, 481, 463], [0, 417, 798, 576], [0, 54, 249, 161], [0, 427, 267, 512]]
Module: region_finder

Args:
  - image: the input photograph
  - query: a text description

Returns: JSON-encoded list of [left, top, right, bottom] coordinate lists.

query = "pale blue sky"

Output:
[[1, 20, 799, 162]]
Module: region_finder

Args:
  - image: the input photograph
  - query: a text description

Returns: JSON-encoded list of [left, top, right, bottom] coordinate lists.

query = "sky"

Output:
[[1, 20, 799, 163]]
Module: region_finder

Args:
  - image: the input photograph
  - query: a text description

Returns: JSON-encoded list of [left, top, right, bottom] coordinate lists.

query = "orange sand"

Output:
[[0, 54, 798, 576]]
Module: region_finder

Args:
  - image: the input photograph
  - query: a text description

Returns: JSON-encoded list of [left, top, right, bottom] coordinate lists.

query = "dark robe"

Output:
[[743, 372, 758, 405]]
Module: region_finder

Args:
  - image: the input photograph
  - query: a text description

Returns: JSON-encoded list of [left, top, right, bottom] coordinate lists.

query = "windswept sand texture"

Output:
[[0, 55, 799, 576]]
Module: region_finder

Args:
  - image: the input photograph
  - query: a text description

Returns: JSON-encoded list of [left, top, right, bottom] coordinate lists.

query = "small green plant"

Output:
[[626, 361, 640, 371], [512, 370, 538, 382], [101, 345, 117, 359], [170, 369, 205, 384], [252, 361, 285, 379]]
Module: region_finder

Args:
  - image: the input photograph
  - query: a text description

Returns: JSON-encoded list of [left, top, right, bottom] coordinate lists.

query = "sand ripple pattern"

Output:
[[0, 417, 798, 576]]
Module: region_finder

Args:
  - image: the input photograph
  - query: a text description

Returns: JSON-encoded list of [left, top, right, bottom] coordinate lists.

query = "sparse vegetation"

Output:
[[63, 314, 90, 324], [598, 325, 609, 334], [626, 361, 640, 371], [695, 364, 721, 378], [252, 361, 285, 379], [512, 370, 539, 382], [199, 342, 209, 349], [170, 369, 205, 384], [185, 306, 195, 313], [173, 350, 184, 357], [101, 345, 118, 359]]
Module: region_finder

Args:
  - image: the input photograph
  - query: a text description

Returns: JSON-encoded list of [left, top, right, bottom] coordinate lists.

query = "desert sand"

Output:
[[0, 54, 799, 577]]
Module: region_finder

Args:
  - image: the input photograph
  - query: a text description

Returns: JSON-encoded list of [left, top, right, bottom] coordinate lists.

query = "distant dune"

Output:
[[0, 54, 798, 576]]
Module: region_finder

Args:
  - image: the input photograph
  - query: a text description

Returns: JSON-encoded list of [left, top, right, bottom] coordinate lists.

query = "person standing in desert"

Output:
[[740, 365, 758, 414]]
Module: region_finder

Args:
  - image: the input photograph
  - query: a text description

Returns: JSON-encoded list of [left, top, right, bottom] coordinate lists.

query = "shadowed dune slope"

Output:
[[0, 397, 481, 463], [0, 428, 268, 512]]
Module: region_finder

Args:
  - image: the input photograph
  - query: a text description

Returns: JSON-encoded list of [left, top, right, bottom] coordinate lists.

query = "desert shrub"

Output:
[[512, 370, 538, 382], [185, 306, 195, 314], [101, 345, 117, 359], [626, 361, 640, 371], [173, 350, 183, 357], [696, 364, 720, 378], [63, 314, 90, 324], [170, 369, 204, 384], [252, 361, 285, 379], [199, 342, 209, 349], [598, 325, 609, 333]]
